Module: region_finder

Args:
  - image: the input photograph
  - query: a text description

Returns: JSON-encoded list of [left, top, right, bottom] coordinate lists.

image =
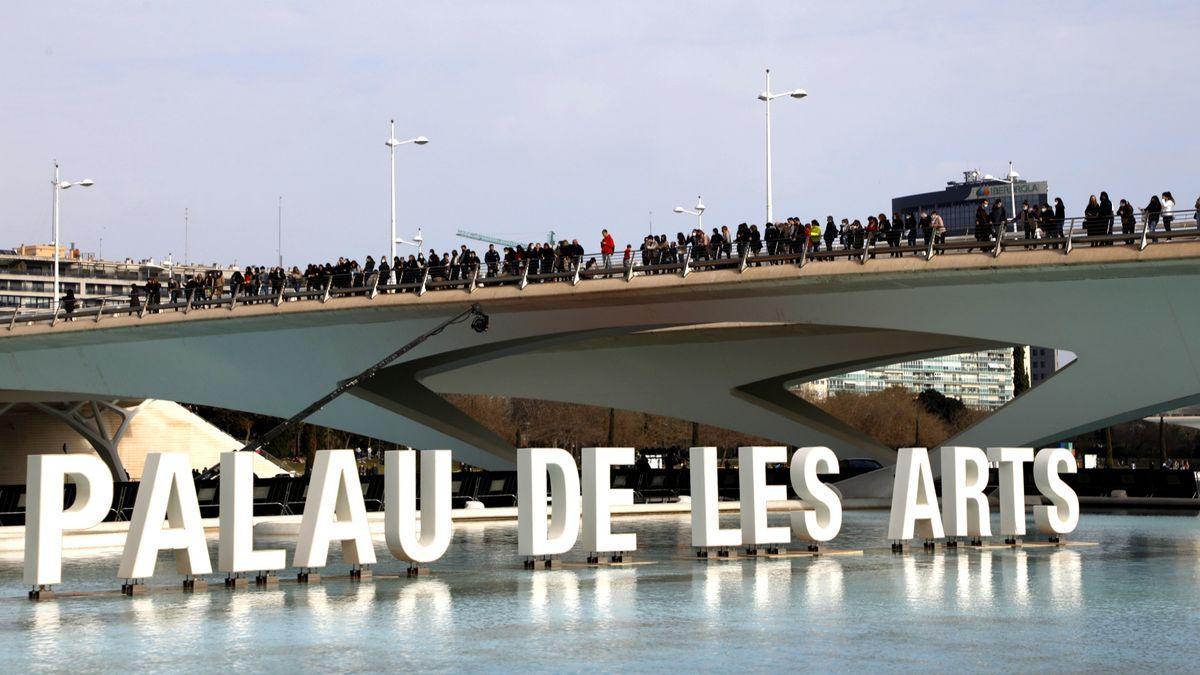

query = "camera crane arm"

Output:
[[239, 303, 488, 456]]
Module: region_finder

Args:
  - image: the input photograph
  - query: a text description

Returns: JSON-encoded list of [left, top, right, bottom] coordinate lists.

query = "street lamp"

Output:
[[50, 161, 94, 308], [673, 196, 706, 231], [758, 68, 807, 225], [984, 162, 1020, 233], [385, 120, 429, 261]]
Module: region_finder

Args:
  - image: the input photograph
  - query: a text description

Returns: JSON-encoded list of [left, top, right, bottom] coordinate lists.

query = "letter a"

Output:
[[293, 450, 377, 569], [118, 453, 212, 579], [887, 447, 945, 541]]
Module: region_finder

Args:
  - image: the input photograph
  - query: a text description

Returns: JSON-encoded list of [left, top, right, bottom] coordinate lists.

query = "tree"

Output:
[[1013, 347, 1031, 396]]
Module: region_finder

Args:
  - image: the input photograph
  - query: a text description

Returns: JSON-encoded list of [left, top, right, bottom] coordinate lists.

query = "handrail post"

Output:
[[798, 236, 809, 270], [926, 234, 936, 261], [1064, 218, 1076, 255], [518, 262, 530, 290], [739, 243, 749, 272], [7, 308, 17, 331], [469, 264, 481, 293], [992, 223, 1004, 258], [1139, 214, 1151, 251], [320, 279, 331, 304], [624, 257, 634, 282], [50, 305, 61, 327], [571, 257, 582, 286], [368, 272, 379, 300], [137, 297, 147, 319], [417, 268, 430, 297], [230, 285, 241, 310], [183, 292, 193, 315], [681, 245, 692, 278], [94, 301, 105, 323]]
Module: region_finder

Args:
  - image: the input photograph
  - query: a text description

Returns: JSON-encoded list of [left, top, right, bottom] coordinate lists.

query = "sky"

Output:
[[2, 1, 1198, 266]]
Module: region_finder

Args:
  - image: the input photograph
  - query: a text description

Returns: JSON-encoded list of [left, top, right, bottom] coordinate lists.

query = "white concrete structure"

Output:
[[2, 243, 1200, 499], [0, 399, 284, 482]]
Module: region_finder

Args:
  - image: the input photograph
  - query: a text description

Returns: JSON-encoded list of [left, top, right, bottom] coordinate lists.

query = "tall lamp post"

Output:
[[385, 120, 428, 261], [673, 196, 706, 231], [50, 161, 94, 308], [758, 69, 807, 225], [984, 162, 1020, 233]]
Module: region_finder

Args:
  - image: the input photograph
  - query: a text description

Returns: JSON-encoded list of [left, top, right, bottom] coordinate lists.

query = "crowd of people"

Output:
[[55, 191, 1197, 318]]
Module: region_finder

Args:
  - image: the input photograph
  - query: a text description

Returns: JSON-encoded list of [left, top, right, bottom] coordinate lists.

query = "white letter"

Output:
[[789, 446, 842, 543], [517, 448, 580, 557], [689, 447, 741, 548], [887, 447, 945, 541], [738, 446, 790, 547], [1033, 448, 1079, 535], [24, 454, 113, 587], [118, 453, 212, 579], [385, 449, 452, 564], [293, 449, 377, 569], [987, 447, 1034, 537], [581, 447, 636, 554], [940, 446, 992, 538], [218, 452, 285, 574]]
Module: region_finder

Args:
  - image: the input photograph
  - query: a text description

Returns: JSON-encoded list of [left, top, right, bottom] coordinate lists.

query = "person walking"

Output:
[[128, 283, 143, 313], [972, 202, 990, 252], [1053, 198, 1067, 248], [931, 210, 946, 255], [1085, 195, 1103, 245], [60, 288, 77, 319], [1117, 199, 1136, 245], [1161, 191, 1176, 234], [1099, 192, 1115, 244], [600, 229, 615, 268], [989, 198, 1007, 246], [1145, 194, 1163, 241]]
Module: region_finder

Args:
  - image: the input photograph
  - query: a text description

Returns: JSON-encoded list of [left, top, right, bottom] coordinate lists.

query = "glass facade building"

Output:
[[891, 170, 1049, 237], [812, 349, 1017, 410]]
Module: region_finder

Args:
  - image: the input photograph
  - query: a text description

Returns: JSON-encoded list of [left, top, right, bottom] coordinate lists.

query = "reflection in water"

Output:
[[752, 559, 791, 610], [1011, 550, 1030, 608], [530, 571, 580, 626], [397, 579, 453, 630], [1048, 550, 1082, 610], [703, 563, 744, 615], [803, 557, 845, 610], [594, 567, 636, 617], [955, 552, 994, 609], [903, 553, 945, 608], [226, 588, 285, 632], [30, 600, 61, 661]]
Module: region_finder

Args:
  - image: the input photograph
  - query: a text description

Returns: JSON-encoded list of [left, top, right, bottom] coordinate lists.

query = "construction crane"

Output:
[[456, 229, 557, 248]]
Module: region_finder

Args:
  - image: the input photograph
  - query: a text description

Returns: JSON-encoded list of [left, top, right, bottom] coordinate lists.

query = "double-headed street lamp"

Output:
[[673, 196, 706, 231], [984, 162, 1020, 233], [386, 120, 429, 261], [758, 68, 807, 226], [50, 161, 95, 307]]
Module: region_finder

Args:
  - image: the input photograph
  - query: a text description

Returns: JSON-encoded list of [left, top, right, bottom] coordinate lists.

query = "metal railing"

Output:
[[6, 209, 1199, 332]]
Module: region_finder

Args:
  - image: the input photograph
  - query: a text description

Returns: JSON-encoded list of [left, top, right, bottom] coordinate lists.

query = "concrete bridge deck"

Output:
[[2, 240, 1200, 498]]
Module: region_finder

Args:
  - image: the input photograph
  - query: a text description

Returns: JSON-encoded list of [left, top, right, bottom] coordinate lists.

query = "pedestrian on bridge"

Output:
[[600, 229, 615, 268]]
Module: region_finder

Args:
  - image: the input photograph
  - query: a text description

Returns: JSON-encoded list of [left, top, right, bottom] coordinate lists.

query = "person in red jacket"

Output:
[[600, 229, 615, 268]]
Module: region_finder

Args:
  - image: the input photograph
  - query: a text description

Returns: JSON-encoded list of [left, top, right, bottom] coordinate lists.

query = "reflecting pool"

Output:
[[1, 511, 1197, 672]]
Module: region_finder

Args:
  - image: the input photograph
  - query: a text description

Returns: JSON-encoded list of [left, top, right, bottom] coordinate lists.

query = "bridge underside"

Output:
[[1, 246, 1198, 497]]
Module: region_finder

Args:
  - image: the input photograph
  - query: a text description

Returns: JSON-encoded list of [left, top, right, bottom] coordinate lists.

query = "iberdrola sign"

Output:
[[21, 446, 1079, 589]]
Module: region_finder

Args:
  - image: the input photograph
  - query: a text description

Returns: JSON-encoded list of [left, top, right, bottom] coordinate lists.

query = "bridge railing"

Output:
[[5, 209, 1199, 331]]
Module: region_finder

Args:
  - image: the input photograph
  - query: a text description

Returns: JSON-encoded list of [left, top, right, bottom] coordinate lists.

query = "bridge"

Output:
[[2, 221, 1200, 496]]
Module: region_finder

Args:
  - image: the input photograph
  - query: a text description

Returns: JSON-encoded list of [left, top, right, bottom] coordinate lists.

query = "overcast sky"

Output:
[[2, 1, 1197, 265]]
